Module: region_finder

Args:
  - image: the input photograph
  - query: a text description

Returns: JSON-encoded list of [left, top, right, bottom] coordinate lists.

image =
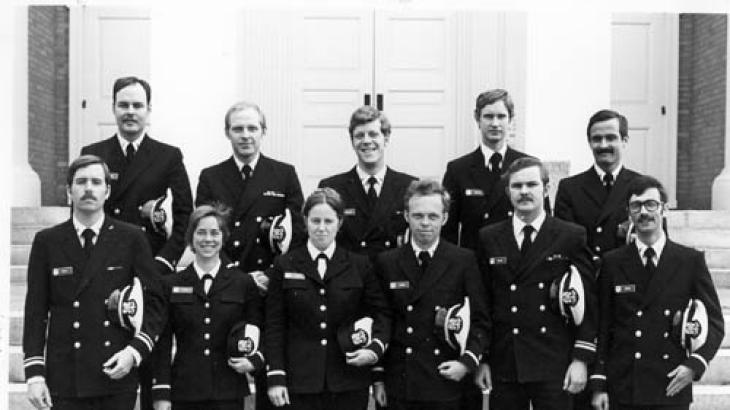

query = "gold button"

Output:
[[73, 322, 80, 329], [663, 354, 669, 360], [407, 305, 413, 312], [104, 341, 111, 347], [321, 339, 327, 346], [204, 349, 210, 356], [256, 238, 260, 244], [513, 328, 519, 335], [636, 310, 643, 317], [74, 342, 81, 349], [360, 241, 367, 247], [256, 216, 263, 223], [103, 320, 110, 327], [385, 241, 391, 247], [405, 347, 412, 354], [664, 309, 670, 317], [595, 246, 601, 252], [511, 306, 518, 313], [510, 284, 517, 291], [204, 333, 210, 340], [204, 317, 211, 324], [73, 301, 80, 308], [635, 330, 642, 338], [433, 349, 440, 355], [320, 305, 327, 312], [319, 289, 326, 296], [664, 332, 669, 338], [538, 282, 545, 289], [235, 221, 241, 227], [406, 327, 413, 334], [539, 305, 546, 312], [596, 227, 603, 233], [540, 327, 546, 333], [484, 213, 490, 220], [141, 226, 146, 232], [114, 208, 120, 214], [257, 259, 263, 264], [635, 352, 641, 359], [320, 322, 327, 329], [204, 302, 210, 308], [233, 240, 240, 247]]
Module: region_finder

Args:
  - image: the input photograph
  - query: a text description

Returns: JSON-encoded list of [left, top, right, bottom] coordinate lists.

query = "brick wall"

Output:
[[676, 14, 727, 210], [27, 6, 69, 206]]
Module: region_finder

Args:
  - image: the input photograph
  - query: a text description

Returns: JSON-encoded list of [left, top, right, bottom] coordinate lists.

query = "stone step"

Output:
[[711, 269, 730, 288], [666, 211, 730, 230], [12, 225, 47, 245], [10, 314, 23, 346], [11, 265, 26, 284], [705, 248, 730, 270], [692, 385, 730, 410], [11, 281, 26, 312], [671, 229, 730, 250], [11, 206, 69, 226], [11, 244, 31, 266], [9, 346, 24, 383]]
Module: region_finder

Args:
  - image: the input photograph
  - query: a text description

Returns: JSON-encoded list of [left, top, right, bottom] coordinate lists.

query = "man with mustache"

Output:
[[475, 157, 597, 410], [318, 106, 416, 260], [195, 101, 305, 410], [373, 180, 490, 410], [81, 76, 192, 410], [24, 155, 165, 410], [555, 109, 641, 260], [591, 175, 724, 410]]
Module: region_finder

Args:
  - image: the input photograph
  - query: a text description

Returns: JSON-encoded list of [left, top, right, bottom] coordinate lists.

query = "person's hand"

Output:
[[153, 399, 172, 410], [27, 380, 52, 409], [475, 363, 492, 393], [345, 348, 378, 367], [268, 385, 291, 407], [102, 348, 136, 380], [438, 360, 469, 381], [249, 270, 270, 293], [563, 359, 587, 393], [372, 381, 387, 407], [591, 392, 609, 410], [666, 365, 694, 397], [228, 357, 255, 374]]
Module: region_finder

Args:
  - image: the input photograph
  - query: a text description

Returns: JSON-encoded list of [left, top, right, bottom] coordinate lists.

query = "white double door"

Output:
[[292, 9, 457, 194]]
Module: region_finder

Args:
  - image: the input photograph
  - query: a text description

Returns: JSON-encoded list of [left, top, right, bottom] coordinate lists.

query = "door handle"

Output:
[[364, 94, 371, 106], [376, 94, 383, 111]]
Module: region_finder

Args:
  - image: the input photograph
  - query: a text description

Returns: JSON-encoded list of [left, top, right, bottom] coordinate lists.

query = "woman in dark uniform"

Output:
[[265, 188, 391, 410], [152, 204, 264, 410]]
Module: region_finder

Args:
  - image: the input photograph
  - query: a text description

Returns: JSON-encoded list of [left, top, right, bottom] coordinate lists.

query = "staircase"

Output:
[[7, 208, 730, 409]]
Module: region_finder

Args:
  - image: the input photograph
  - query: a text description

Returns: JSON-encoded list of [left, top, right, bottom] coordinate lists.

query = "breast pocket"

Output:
[[282, 278, 312, 311]]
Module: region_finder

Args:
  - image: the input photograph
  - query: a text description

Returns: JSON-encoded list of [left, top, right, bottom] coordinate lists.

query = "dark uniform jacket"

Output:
[[318, 167, 417, 259], [81, 135, 193, 269], [555, 166, 641, 257], [443, 147, 550, 250], [23, 217, 165, 398], [265, 245, 391, 394], [375, 240, 490, 402], [592, 240, 724, 406], [152, 263, 264, 402], [476, 216, 597, 383], [196, 155, 305, 273]]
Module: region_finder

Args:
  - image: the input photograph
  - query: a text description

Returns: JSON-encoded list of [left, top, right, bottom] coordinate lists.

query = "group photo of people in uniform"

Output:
[[19, 68, 726, 410]]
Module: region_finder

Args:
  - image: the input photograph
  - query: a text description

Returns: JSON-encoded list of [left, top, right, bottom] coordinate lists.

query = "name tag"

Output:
[[489, 257, 507, 265], [106, 265, 123, 271], [110, 172, 119, 181], [389, 281, 410, 290], [344, 208, 357, 216], [465, 189, 484, 197], [284, 272, 305, 280], [172, 286, 194, 294], [52, 266, 74, 277], [263, 190, 285, 198], [615, 284, 636, 294]]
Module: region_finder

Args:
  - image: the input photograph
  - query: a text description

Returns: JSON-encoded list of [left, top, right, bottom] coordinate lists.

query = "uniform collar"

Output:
[[193, 259, 221, 280], [480, 142, 507, 168], [411, 238, 439, 258], [72, 214, 105, 243], [635, 230, 667, 262], [116, 133, 145, 152], [512, 210, 546, 240], [233, 152, 261, 174], [593, 163, 623, 181], [307, 240, 336, 261]]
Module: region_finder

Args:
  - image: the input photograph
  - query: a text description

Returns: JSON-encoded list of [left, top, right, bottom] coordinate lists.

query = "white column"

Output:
[[12, 6, 41, 206], [711, 17, 730, 210]]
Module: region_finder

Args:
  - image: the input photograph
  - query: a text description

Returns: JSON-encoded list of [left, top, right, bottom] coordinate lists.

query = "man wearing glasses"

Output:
[[591, 175, 724, 410]]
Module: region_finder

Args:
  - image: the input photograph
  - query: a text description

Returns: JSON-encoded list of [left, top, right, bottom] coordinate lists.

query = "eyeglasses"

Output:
[[628, 199, 662, 213]]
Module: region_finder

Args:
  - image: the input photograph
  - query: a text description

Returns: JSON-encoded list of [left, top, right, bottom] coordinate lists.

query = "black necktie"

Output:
[[489, 152, 503, 174], [521, 225, 534, 256], [202, 273, 214, 294], [366, 176, 378, 209], [418, 251, 431, 273], [644, 247, 656, 277], [603, 173, 614, 194], [241, 164, 253, 180], [125, 144, 136, 165], [316, 253, 328, 278], [82, 228, 95, 257]]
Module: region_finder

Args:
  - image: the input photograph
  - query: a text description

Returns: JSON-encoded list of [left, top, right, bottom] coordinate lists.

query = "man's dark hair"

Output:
[[348, 106, 391, 138], [113, 76, 151, 105], [626, 175, 668, 204], [474, 89, 514, 120], [586, 109, 628, 140], [67, 155, 111, 186], [502, 156, 549, 187]]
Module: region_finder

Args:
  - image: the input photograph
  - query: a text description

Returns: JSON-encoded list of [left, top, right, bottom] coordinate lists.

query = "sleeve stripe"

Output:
[[465, 350, 480, 367], [151, 384, 171, 390], [691, 353, 709, 370], [267, 370, 286, 377], [155, 256, 174, 271], [372, 366, 384, 372], [136, 332, 154, 352], [24, 359, 45, 368], [590, 374, 606, 380], [253, 351, 264, 362], [575, 341, 597, 352]]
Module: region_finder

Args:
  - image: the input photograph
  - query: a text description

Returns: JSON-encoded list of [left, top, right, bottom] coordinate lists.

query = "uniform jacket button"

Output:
[[321, 339, 328, 346], [235, 221, 241, 227], [405, 347, 412, 354]]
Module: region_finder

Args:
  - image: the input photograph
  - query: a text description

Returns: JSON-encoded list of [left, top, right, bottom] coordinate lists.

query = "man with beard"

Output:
[[475, 157, 597, 410], [555, 109, 641, 260], [591, 175, 724, 410], [81, 76, 192, 410], [373, 180, 490, 410], [24, 155, 165, 410], [196, 101, 304, 410], [442, 89, 549, 253], [318, 106, 416, 260]]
